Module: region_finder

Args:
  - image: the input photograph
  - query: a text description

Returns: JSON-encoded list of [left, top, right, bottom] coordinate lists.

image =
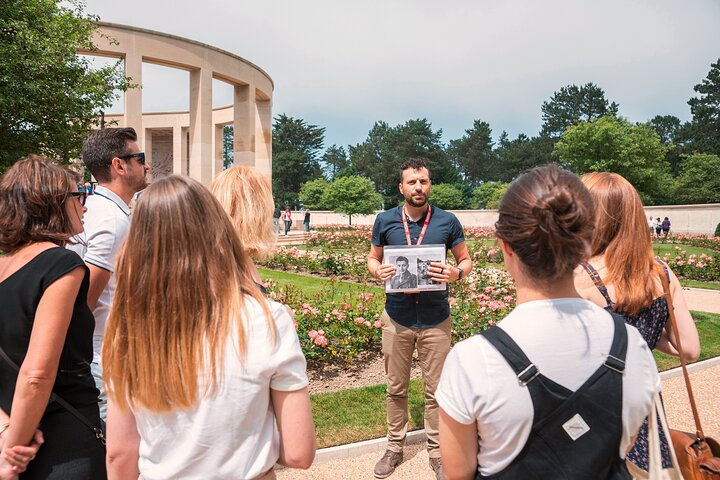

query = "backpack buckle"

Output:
[[517, 364, 540, 386], [604, 354, 625, 374]]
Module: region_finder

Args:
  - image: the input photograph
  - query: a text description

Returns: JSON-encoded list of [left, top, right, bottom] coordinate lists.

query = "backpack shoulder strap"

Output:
[[480, 326, 540, 386]]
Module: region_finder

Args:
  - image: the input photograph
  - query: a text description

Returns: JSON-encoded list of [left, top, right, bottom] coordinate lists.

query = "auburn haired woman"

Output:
[[0, 156, 106, 479], [210, 165, 277, 293], [103, 175, 315, 480], [437, 165, 658, 479], [574, 172, 700, 473]]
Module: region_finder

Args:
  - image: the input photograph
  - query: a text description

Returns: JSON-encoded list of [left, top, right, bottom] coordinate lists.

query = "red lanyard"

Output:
[[402, 205, 432, 246]]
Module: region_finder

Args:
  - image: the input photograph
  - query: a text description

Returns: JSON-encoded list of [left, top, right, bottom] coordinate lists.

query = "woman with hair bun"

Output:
[[437, 165, 658, 479], [574, 172, 700, 474]]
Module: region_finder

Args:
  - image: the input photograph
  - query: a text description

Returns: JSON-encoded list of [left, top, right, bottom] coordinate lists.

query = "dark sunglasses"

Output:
[[68, 191, 86, 206], [118, 152, 146, 165]]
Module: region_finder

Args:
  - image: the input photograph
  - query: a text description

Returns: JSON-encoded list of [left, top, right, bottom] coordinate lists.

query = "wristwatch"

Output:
[[457, 266, 464, 280]]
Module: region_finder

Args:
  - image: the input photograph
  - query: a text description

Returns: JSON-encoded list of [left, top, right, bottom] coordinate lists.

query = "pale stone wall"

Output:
[[299, 205, 720, 235], [644, 204, 720, 235]]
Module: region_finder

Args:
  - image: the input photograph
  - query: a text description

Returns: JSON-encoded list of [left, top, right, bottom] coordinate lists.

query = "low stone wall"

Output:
[[293, 204, 720, 235]]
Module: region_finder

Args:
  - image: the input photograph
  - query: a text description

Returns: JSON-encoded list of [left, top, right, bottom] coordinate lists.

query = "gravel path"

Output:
[[277, 364, 720, 480]]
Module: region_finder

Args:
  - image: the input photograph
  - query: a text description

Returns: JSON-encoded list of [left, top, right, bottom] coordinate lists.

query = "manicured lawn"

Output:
[[653, 311, 720, 371], [311, 379, 425, 448], [653, 244, 717, 259], [679, 279, 720, 290], [258, 267, 384, 298]]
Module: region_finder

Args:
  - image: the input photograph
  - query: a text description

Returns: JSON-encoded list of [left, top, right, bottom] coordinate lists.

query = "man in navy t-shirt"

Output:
[[368, 158, 472, 480]]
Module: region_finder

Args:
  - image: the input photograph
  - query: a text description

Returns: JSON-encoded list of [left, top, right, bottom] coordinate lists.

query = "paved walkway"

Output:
[[684, 287, 720, 314], [277, 362, 720, 480]]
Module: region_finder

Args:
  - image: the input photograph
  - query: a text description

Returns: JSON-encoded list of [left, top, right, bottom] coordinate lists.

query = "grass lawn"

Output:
[[653, 310, 720, 370], [258, 267, 384, 298], [679, 279, 720, 290], [311, 311, 720, 448], [653, 243, 718, 259]]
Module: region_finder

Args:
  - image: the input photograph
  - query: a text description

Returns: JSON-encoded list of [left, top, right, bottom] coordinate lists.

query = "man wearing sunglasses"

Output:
[[67, 127, 149, 421]]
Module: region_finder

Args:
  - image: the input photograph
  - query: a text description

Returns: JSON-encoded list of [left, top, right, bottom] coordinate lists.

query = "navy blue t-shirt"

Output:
[[372, 205, 465, 328]]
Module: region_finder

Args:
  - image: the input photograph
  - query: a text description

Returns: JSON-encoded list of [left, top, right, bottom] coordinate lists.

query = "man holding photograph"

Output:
[[368, 158, 472, 480]]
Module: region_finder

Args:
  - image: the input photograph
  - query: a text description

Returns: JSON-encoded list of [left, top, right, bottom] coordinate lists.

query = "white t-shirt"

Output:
[[67, 185, 131, 358], [436, 298, 659, 477], [132, 298, 308, 480]]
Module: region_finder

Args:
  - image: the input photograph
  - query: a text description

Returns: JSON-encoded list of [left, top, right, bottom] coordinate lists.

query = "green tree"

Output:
[[649, 115, 682, 144], [272, 114, 325, 207], [349, 118, 458, 207], [324, 176, 382, 224], [223, 125, 233, 169], [448, 119, 495, 185], [322, 144, 350, 179], [0, 0, 131, 171], [491, 133, 554, 182], [299, 178, 330, 210], [541, 83, 619, 138], [673, 153, 720, 204], [429, 183, 465, 210], [648, 115, 684, 175], [473, 182, 509, 209], [686, 58, 720, 156], [553, 116, 669, 203]]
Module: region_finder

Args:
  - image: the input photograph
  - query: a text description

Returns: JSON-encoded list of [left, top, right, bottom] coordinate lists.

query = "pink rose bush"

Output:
[[260, 227, 720, 367], [661, 246, 720, 281]]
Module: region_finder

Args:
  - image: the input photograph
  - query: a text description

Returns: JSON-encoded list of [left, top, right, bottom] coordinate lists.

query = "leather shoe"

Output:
[[374, 449, 403, 478]]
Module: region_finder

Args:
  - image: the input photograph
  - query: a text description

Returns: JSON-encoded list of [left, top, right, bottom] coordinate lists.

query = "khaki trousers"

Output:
[[381, 310, 452, 458]]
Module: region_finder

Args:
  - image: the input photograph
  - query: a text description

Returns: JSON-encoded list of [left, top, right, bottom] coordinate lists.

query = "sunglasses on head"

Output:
[[68, 191, 86, 206], [118, 152, 146, 165]]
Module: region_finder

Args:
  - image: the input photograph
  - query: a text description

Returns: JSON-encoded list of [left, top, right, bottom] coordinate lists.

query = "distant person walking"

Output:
[[273, 206, 282, 235], [655, 218, 662, 237], [647, 216, 656, 236], [303, 210, 311, 235], [284, 206, 292, 236], [662, 217, 671, 237]]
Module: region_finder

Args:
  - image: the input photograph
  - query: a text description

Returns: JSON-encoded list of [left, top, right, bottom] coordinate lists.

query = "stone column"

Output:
[[254, 97, 272, 178], [213, 124, 225, 178], [124, 52, 143, 148], [172, 124, 185, 175], [189, 67, 213, 185], [144, 128, 153, 183], [233, 84, 256, 167]]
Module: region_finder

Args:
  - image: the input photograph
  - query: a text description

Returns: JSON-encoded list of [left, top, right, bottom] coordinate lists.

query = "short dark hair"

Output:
[[400, 158, 429, 181], [0, 155, 81, 253], [396, 256, 409, 265], [82, 127, 137, 182], [495, 164, 595, 283]]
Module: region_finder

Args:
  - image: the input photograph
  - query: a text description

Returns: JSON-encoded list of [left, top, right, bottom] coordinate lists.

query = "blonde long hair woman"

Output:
[[574, 171, 700, 473], [210, 165, 276, 293], [103, 175, 315, 480]]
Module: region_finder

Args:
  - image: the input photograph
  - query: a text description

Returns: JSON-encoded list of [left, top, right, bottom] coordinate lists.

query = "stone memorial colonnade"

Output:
[[78, 22, 273, 184]]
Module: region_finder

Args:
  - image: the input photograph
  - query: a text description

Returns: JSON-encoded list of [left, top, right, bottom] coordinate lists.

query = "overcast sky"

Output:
[[83, 0, 720, 151]]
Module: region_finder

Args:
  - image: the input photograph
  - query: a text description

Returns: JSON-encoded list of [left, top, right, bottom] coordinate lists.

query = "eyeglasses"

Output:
[[118, 152, 146, 165], [68, 191, 86, 206]]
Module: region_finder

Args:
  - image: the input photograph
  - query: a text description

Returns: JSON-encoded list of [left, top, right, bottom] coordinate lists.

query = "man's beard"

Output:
[[404, 193, 428, 208]]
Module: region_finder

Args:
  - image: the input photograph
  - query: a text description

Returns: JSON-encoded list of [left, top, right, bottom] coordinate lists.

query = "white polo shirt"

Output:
[[68, 185, 131, 358]]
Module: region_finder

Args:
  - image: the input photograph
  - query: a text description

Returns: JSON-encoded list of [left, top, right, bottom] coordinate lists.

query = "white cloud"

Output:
[[84, 0, 720, 147]]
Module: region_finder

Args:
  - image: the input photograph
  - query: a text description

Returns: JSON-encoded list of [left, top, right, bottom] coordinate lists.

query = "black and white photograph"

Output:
[[383, 244, 446, 293]]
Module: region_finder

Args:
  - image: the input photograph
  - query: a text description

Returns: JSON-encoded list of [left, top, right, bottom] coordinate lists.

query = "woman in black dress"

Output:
[[0, 156, 106, 479]]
